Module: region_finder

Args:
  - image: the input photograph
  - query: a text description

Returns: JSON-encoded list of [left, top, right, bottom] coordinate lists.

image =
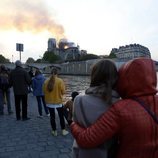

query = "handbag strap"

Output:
[[79, 98, 91, 126], [132, 97, 158, 124]]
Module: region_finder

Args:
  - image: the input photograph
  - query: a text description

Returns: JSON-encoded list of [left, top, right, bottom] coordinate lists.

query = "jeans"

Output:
[[4, 89, 12, 113], [36, 96, 49, 116], [14, 94, 28, 120], [48, 107, 66, 131]]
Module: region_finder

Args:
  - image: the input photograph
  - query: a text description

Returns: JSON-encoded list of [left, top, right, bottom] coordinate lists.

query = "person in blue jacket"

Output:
[[32, 69, 49, 117]]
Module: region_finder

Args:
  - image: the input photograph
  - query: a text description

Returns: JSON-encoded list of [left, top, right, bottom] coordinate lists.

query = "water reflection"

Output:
[[60, 75, 90, 100]]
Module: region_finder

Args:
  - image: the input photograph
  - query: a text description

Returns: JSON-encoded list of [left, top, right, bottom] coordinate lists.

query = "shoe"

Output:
[[37, 115, 43, 118], [51, 130, 57, 136], [46, 113, 50, 117], [22, 117, 31, 121], [62, 129, 69, 136]]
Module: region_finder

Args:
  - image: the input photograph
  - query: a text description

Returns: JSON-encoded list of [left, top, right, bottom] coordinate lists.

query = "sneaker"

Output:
[[51, 130, 57, 136], [62, 129, 69, 136], [46, 113, 50, 117], [37, 115, 43, 118]]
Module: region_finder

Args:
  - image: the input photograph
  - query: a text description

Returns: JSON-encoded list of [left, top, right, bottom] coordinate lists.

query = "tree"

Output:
[[108, 52, 117, 58], [79, 54, 100, 61], [42, 51, 61, 63], [0, 54, 10, 63], [35, 59, 42, 63], [26, 57, 35, 63]]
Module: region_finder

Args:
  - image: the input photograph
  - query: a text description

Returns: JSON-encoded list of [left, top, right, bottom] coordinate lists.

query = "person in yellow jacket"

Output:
[[43, 68, 69, 136]]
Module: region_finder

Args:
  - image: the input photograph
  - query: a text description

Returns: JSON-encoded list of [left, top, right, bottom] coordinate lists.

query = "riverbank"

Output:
[[0, 89, 73, 158]]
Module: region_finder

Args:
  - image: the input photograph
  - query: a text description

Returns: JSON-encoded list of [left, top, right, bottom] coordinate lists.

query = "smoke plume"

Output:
[[0, 0, 65, 40]]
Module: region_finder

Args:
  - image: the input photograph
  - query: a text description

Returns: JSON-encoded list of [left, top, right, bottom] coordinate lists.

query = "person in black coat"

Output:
[[10, 60, 31, 121]]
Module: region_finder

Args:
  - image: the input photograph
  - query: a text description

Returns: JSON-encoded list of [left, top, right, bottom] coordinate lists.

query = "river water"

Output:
[[61, 75, 90, 100], [61, 73, 158, 100]]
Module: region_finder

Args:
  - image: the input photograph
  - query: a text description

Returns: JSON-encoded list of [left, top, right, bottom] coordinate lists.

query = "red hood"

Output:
[[117, 58, 157, 99]]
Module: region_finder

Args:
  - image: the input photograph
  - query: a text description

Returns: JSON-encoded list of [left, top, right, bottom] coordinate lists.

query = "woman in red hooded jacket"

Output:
[[71, 58, 158, 158]]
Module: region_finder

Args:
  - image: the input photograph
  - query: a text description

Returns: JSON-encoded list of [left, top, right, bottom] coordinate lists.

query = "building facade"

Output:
[[111, 44, 151, 60]]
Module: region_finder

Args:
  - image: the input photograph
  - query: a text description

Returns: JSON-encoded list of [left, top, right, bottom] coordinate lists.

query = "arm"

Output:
[[60, 79, 66, 95], [71, 106, 120, 148]]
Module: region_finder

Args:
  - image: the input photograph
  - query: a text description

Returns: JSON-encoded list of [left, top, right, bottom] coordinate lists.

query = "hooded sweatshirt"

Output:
[[71, 58, 158, 158]]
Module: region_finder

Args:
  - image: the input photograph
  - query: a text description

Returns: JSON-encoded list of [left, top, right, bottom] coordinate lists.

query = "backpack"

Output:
[[0, 73, 10, 90]]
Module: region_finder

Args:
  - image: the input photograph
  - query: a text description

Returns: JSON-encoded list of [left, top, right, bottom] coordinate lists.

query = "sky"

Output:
[[0, 0, 158, 62]]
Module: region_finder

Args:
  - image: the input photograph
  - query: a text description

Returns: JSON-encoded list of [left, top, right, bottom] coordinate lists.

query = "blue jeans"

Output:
[[0, 89, 4, 114], [36, 96, 49, 116]]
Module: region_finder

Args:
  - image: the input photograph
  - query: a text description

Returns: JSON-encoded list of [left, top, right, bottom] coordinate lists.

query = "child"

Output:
[[63, 91, 79, 125]]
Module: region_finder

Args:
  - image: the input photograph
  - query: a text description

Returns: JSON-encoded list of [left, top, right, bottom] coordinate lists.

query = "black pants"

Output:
[[48, 107, 65, 131], [14, 94, 28, 120]]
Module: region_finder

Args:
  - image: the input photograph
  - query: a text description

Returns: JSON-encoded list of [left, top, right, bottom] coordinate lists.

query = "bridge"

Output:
[[0, 63, 61, 74], [1, 59, 158, 75]]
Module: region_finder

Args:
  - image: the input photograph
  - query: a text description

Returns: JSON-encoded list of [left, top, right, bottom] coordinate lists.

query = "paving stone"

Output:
[[0, 89, 73, 158]]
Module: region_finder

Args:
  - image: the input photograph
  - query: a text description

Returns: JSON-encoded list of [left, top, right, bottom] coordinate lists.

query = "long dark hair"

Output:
[[90, 59, 118, 103], [47, 68, 58, 92]]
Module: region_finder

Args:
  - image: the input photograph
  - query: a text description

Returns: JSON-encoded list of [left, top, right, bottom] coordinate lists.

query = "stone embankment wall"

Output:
[[59, 59, 125, 75]]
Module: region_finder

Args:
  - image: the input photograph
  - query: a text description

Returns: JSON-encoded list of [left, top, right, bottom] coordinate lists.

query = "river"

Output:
[[61, 75, 90, 100], [61, 73, 158, 100]]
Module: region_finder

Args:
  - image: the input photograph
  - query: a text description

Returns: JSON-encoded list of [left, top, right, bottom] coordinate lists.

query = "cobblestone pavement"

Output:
[[0, 90, 73, 158]]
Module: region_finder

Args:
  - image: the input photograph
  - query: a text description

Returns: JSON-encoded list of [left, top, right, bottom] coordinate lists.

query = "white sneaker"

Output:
[[52, 130, 57, 136], [62, 129, 69, 136], [46, 114, 50, 117], [37, 115, 43, 118]]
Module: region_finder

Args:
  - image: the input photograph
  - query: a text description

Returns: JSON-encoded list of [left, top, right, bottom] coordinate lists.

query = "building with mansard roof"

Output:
[[111, 44, 151, 60]]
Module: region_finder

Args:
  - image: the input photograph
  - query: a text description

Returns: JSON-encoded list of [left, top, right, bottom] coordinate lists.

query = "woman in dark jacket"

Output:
[[71, 58, 158, 158]]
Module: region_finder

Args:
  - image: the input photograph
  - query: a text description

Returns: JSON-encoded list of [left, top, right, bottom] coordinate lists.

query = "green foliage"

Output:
[[35, 59, 42, 63], [79, 54, 100, 61], [0, 54, 10, 63], [26, 57, 35, 63], [42, 51, 61, 63], [108, 52, 117, 58]]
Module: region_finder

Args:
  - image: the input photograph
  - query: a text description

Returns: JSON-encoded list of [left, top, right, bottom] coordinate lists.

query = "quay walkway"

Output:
[[0, 89, 73, 158]]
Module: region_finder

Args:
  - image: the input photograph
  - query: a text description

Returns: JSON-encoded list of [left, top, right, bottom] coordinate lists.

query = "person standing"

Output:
[[71, 58, 158, 158], [43, 68, 69, 136], [32, 69, 49, 117], [72, 59, 119, 158], [0, 65, 13, 115], [63, 91, 79, 125], [10, 60, 31, 121]]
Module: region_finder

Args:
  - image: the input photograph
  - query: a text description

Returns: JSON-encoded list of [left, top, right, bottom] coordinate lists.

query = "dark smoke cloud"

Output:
[[0, 0, 65, 40]]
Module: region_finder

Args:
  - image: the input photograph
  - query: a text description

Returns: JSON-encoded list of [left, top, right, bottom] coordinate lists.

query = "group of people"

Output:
[[70, 57, 158, 158], [0, 60, 76, 136]]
